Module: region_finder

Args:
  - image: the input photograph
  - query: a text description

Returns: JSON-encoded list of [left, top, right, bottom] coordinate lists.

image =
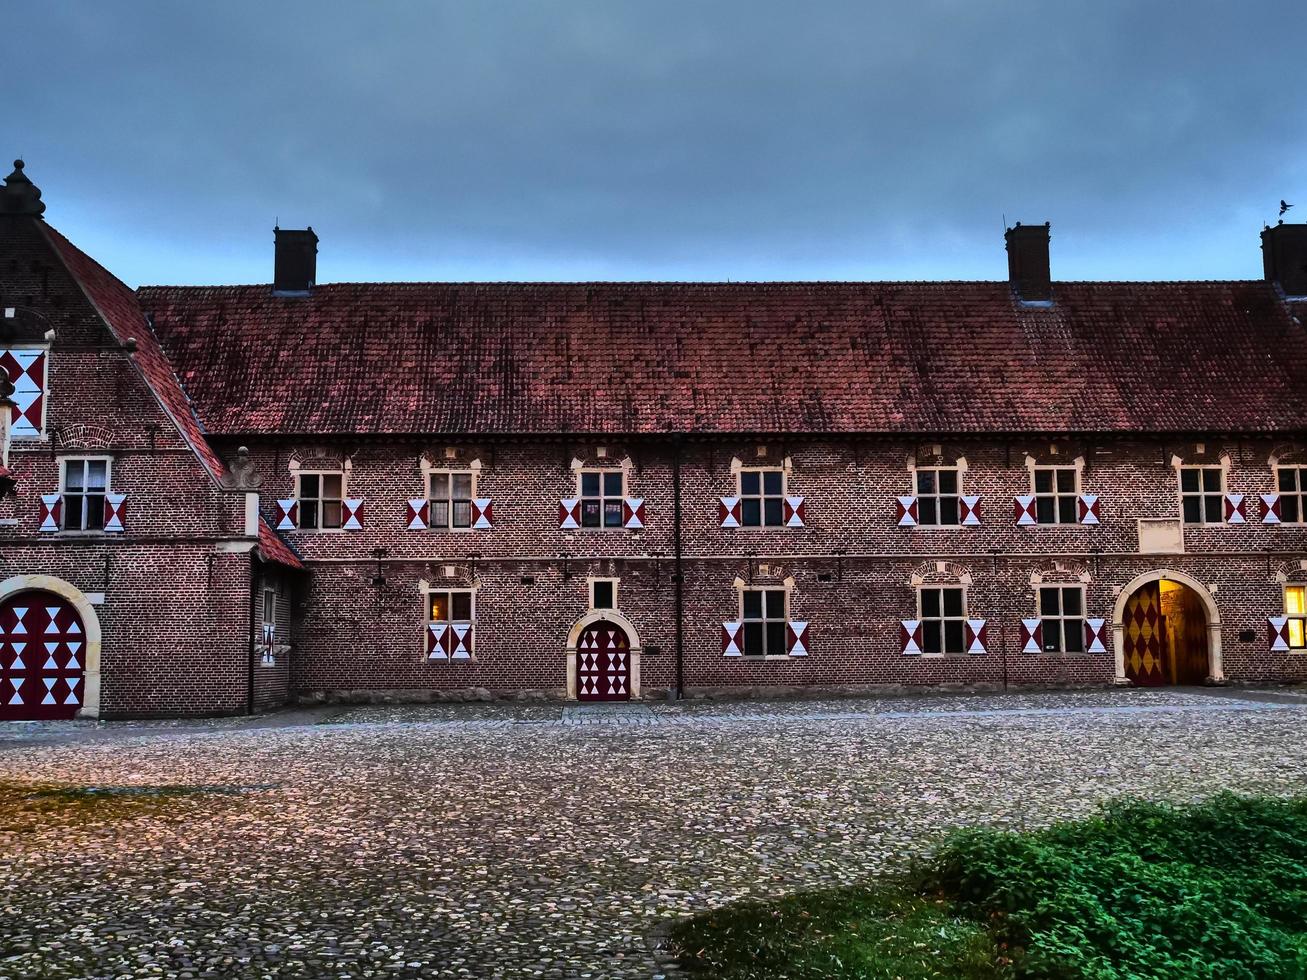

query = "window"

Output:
[[579, 470, 625, 528], [1038, 586, 1085, 653], [919, 586, 966, 654], [428, 471, 474, 529], [1286, 586, 1307, 650], [915, 467, 961, 526], [739, 469, 785, 526], [1033, 467, 1078, 524], [1179, 466, 1224, 524], [262, 587, 277, 628], [296, 471, 344, 530], [590, 579, 617, 610], [741, 588, 787, 657], [1276, 467, 1307, 524], [61, 458, 109, 531], [429, 589, 474, 626]]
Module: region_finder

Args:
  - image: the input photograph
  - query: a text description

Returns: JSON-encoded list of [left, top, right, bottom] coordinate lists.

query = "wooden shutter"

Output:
[[38, 493, 61, 532], [449, 624, 473, 660], [1084, 618, 1107, 653], [472, 499, 494, 529], [275, 499, 298, 531], [1078, 494, 1101, 525], [2, 348, 46, 438], [960, 495, 981, 526], [1020, 618, 1042, 653], [1268, 616, 1291, 652], [1014, 495, 1036, 526], [406, 499, 429, 529], [964, 619, 987, 654], [427, 623, 449, 660], [718, 497, 741, 528], [785, 621, 809, 656], [1262, 494, 1282, 524], [895, 496, 918, 526], [341, 498, 364, 530], [900, 620, 923, 655], [783, 496, 806, 527], [102, 493, 126, 533], [1224, 493, 1246, 524], [622, 498, 645, 529], [559, 498, 580, 529], [722, 622, 743, 657]]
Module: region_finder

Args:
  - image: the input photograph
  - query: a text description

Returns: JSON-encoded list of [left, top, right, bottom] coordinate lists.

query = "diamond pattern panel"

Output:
[[1122, 584, 1166, 687], [576, 622, 631, 702], [0, 348, 46, 439], [0, 590, 85, 720]]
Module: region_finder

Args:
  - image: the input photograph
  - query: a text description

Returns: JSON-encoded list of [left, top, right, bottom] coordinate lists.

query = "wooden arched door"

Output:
[[0, 591, 87, 720], [576, 621, 630, 701]]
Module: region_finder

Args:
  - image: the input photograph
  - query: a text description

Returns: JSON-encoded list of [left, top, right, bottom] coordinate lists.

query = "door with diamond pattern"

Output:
[[576, 621, 630, 701], [0, 591, 86, 720], [1122, 583, 1168, 687]]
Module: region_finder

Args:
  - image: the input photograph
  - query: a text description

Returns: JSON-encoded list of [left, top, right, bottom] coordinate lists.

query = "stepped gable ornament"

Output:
[[220, 446, 264, 490], [0, 160, 45, 217]]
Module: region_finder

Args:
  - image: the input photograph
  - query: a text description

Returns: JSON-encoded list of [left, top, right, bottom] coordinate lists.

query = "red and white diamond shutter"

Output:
[[1262, 494, 1282, 524], [895, 496, 918, 526], [341, 499, 364, 530], [1268, 617, 1291, 652], [1014, 495, 1036, 526], [1020, 618, 1043, 653], [275, 499, 298, 530], [1224, 493, 1246, 524], [427, 623, 448, 660], [0, 592, 86, 721], [964, 619, 987, 654], [960, 495, 981, 526], [719, 497, 741, 528], [406, 499, 429, 529], [1078, 494, 1101, 525], [785, 621, 809, 656], [622, 498, 645, 529], [559, 498, 580, 529], [1084, 618, 1108, 653], [472, 499, 494, 529], [722, 621, 743, 657], [102, 493, 126, 533], [427, 624, 472, 660], [1, 348, 46, 439], [38, 493, 62, 532], [900, 620, 923, 655], [783, 497, 806, 527]]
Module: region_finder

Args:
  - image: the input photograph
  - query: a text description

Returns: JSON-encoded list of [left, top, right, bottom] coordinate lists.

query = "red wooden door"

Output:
[[1123, 584, 1167, 687], [0, 591, 86, 720], [576, 622, 630, 701]]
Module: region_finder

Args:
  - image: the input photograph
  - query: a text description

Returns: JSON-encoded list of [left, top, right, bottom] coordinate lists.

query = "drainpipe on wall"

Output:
[[246, 550, 258, 716], [672, 437, 685, 700]]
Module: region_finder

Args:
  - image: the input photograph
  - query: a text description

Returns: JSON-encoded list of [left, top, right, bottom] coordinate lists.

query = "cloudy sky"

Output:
[[9, 1, 1305, 285]]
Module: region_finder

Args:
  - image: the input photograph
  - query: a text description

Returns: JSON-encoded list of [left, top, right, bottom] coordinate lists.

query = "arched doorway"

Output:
[[1117, 572, 1216, 686], [565, 610, 642, 701], [0, 589, 88, 720]]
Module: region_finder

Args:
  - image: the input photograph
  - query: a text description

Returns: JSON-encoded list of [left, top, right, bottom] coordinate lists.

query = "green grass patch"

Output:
[[0, 779, 245, 833], [669, 793, 1307, 979]]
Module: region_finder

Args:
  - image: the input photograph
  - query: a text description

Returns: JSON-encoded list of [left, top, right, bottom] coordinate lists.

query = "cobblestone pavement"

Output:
[[2, 688, 1307, 979]]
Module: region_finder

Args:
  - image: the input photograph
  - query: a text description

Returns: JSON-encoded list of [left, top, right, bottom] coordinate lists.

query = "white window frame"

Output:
[[917, 585, 968, 655], [1275, 466, 1307, 525], [737, 467, 787, 527], [914, 466, 963, 527], [295, 469, 346, 531], [427, 470, 476, 530], [588, 577, 619, 611], [427, 588, 477, 630], [1036, 584, 1086, 654], [1031, 466, 1080, 525], [1178, 465, 1225, 526], [1285, 584, 1307, 651], [59, 456, 112, 533], [577, 468, 626, 530], [738, 585, 789, 659]]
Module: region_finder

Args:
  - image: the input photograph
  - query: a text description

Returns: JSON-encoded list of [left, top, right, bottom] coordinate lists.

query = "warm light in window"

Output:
[[1288, 586, 1305, 616]]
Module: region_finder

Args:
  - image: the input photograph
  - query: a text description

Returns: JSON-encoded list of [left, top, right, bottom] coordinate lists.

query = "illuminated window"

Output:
[[919, 586, 966, 654], [915, 467, 962, 526], [1032, 467, 1079, 524], [429, 589, 474, 627], [1286, 586, 1307, 650], [1039, 586, 1085, 653], [1179, 466, 1224, 524], [1276, 467, 1307, 524]]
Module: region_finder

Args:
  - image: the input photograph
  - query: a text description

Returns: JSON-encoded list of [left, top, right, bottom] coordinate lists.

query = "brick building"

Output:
[[3, 159, 1307, 718]]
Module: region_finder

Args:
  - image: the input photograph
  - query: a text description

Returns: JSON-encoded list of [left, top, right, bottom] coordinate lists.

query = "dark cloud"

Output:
[[9, 1, 1306, 285]]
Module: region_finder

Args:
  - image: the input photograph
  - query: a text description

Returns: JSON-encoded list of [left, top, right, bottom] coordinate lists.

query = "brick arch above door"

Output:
[[565, 610, 642, 701]]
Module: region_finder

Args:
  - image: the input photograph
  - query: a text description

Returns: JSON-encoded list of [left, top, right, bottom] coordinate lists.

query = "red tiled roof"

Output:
[[40, 224, 229, 480], [136, 280, 1307, 435], [258, 518, 304, 570]]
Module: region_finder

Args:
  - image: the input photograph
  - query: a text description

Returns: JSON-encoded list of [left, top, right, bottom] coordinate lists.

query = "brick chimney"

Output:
[[1261, 222, 1307, 298], [1005, 221, 1052, 303], [273, 226, 318, 295]]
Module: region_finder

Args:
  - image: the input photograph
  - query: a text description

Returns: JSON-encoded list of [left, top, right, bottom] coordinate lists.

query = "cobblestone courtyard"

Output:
[[3, 688, 1307, 979]]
